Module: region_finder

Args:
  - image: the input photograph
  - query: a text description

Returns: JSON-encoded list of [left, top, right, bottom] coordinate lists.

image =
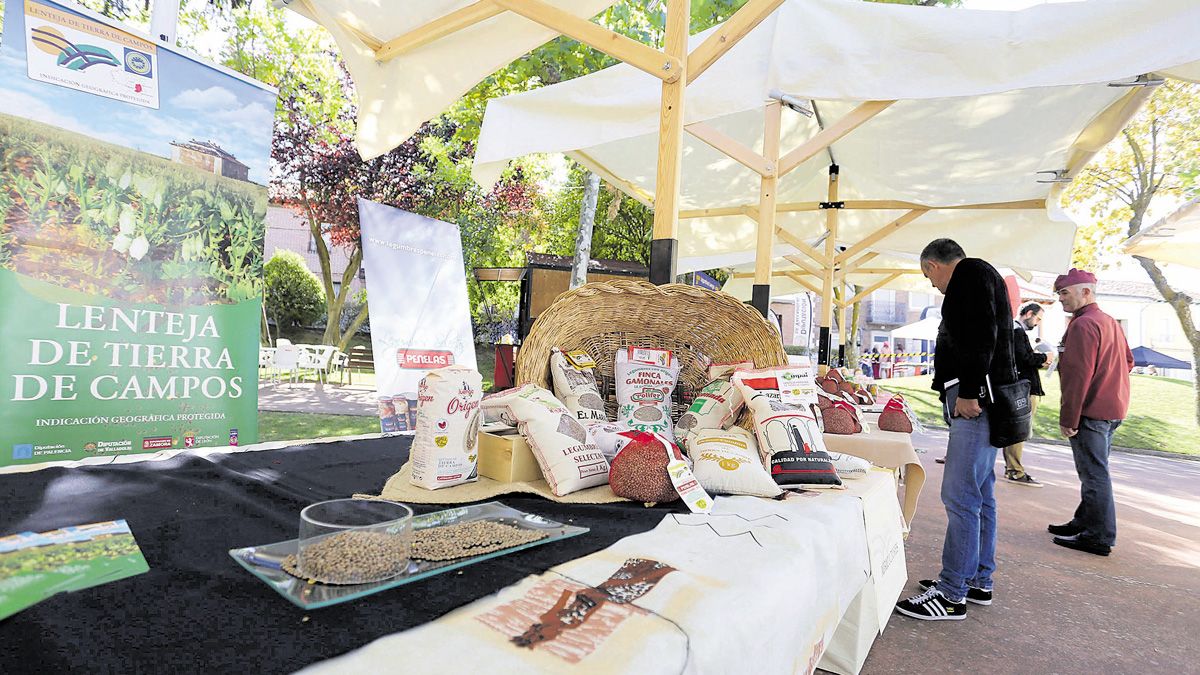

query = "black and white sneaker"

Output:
[[895, 587, 967, 621], [918, 578, 992, 605]]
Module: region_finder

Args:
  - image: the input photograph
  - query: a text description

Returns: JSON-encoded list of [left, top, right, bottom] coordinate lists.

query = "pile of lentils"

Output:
[[284, 530, 408, 584], [413, 521, 548, 562]]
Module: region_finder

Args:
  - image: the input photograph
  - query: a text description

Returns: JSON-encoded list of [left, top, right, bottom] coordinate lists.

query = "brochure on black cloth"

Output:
[[0, 520, 148, 620]]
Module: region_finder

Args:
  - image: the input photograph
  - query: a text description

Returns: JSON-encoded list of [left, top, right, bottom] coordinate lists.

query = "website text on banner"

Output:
[[0, 0, 276, 467], [357, 199, 477, 433]]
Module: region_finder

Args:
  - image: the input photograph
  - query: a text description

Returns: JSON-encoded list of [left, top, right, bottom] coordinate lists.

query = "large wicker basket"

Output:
[[515, 279, 787, 421]]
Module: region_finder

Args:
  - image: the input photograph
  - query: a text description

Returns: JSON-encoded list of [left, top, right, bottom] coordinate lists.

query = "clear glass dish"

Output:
[[229, 501, 589, 609]]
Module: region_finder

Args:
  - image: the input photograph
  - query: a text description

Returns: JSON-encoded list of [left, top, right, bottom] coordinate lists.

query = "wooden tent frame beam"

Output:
[[846, 273, 904, 306], [687, 0, 786, 83], [833, 209, 927, 265], [778, 100, 896, 176], [377, 0, 683, 85], [685, 121, 775, 177]]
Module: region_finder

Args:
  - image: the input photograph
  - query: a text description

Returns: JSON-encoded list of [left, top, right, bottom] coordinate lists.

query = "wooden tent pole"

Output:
[[752, 100, 783, 316], [818, 165, 839, 369], [649, 0, 690, 285]]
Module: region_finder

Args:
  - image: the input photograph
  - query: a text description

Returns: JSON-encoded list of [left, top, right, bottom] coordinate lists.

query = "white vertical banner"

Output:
[[358, 199, 477, 407], [792, 293, 812, 348]]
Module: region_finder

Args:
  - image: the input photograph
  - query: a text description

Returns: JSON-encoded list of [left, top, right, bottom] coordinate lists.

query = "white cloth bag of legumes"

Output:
[[615, 346, 681, 439], [481, 385, 609, 496], [732, 368, 841, 488], [550, 348, 607, 422], [410, 366, 484, 490], [688, 427, 781, 498]]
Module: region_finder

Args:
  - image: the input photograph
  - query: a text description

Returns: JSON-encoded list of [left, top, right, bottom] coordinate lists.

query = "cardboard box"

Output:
[[477, 425, 544, 483]]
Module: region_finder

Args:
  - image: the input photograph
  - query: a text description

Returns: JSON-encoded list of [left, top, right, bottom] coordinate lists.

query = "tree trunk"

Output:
[[300, 193, 364, 349], [847, 285, 863, 370], [570, 171, 600, 289], [338, 301, 371, 353], [1133, 254, 1200, 424]]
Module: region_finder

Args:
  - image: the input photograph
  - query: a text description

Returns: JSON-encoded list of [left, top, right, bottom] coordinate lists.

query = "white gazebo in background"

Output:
[[470, 0, 1200, 365]]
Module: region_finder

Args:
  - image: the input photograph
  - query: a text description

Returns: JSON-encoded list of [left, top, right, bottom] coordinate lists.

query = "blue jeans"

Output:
[[1067, 417, 1121, 546], [936, 385, 998, 602]]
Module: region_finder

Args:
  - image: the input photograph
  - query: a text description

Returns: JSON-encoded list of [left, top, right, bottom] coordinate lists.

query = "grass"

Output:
[[881, 374, 1200, 456], [258, 411, 380, 442]]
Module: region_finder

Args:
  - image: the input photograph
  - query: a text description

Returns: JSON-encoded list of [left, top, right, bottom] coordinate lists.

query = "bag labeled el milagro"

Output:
[[550, 348, 607, 422], [410, 366, 484, 490]]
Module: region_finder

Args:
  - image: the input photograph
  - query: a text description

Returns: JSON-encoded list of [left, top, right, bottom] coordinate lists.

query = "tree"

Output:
[[1064, 80, 1200, 423], [264, 250, 325, 337]]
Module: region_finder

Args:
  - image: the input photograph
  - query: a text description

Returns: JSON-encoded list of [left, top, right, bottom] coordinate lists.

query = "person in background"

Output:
[[895, 238, 1014, 622], [871, 346, 881, 379], [1050, 269, 1133, 557], [1003, 303, 1050, 487]]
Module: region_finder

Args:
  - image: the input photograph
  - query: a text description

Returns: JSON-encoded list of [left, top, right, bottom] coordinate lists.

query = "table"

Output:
[[0, 438, 906, 674], [0, 438, 670, 673]]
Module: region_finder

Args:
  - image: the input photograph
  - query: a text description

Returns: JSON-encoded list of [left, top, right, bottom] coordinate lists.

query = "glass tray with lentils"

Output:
[[229, 501, 589, 609]]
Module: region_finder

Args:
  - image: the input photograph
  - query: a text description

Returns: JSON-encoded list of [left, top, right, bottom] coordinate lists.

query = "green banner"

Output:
[[1, 1, 276, 465]]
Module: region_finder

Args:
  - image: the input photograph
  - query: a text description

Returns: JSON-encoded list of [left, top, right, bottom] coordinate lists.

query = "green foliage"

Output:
[[217, 3, 350, 137], [1064, 81, 1200, 269], [0, 113, 265, 304], [264, 250, 325, 333]]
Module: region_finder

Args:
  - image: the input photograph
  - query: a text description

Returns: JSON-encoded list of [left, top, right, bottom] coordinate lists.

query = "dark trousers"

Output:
[[1067, 417, 1121, 546]]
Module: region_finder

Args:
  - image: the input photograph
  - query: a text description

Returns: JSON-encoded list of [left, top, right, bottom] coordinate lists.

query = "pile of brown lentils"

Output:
[[413, 521, 548, 562], [283, 530, 409, 584]]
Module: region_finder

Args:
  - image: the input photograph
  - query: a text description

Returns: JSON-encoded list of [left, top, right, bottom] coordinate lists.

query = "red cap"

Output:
[[1054, 268, 1097, 291]]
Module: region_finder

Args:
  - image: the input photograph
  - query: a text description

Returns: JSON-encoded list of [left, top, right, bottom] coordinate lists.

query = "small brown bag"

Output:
[[878, 395, 914, 434], [821, 401, 863, 435]]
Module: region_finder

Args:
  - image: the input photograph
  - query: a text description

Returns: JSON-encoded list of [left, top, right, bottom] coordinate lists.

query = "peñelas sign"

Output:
[[0, 1, 275, 466]]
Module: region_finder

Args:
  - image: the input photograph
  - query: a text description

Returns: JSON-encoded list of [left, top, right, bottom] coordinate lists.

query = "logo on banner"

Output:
[[142, 436, 173, 450], [183, 432, 196, 449], [123, 48, 152, 76], [12, 444, 33, 460], [396, 348, 455, 369], [31, 26, 119, 70]]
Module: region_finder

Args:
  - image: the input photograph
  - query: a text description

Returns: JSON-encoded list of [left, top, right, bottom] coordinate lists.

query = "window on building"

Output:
[[1157, 318, 1173, 343]]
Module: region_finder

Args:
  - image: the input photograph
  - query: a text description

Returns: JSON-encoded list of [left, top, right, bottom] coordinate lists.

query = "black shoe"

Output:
[[1007, 473, 1043, 488], [895, 587, 967, 621], [935, 457, 946, 464], [1053, 535, 1111, 556], [1047, 522, 1083, 537], [918, 579, 992, 606]]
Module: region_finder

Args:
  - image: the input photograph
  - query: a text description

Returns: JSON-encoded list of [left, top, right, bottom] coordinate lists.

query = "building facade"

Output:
[[265, 205, 365, 297]]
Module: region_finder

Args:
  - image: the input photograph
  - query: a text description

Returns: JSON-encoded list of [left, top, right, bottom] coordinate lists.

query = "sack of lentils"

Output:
[[615, 346, 681, 440]]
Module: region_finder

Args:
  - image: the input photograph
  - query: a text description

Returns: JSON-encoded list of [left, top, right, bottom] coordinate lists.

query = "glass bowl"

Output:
[[297, 499, 413, 584]]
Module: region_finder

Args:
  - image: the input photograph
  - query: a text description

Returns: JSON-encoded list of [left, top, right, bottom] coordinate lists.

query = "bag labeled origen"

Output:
[[550, 348, 607, 422], [689, 427, 781, 498], [732, 369, 841, 488], [481, 385, 609, 496], [615, 346, 681, 439], [410, 366, 484, 490]]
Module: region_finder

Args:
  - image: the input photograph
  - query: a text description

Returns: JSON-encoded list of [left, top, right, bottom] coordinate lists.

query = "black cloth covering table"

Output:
[[0, 437, 681, 673]]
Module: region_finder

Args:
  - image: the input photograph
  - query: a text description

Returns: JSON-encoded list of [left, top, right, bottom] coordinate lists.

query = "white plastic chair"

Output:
[[297, 345, 331, 384], [273, 344, 301, 385]]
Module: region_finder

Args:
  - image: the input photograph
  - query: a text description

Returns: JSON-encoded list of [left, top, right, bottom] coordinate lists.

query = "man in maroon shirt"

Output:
[[1050, 268, 1134, 556]]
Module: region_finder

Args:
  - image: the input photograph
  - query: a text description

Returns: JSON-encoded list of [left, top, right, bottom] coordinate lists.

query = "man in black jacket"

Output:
[[1004, 303, 1049, 487], [896, 238, 1015, 622]]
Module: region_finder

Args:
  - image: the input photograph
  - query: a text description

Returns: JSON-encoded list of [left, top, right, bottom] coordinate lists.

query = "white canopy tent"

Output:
[[1124, 198, 1200, 270], [471, 0, 1200, 362], [890, 317, 940, 343]]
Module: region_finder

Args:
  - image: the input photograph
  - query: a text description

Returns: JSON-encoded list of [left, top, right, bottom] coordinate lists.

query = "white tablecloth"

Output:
[[302, 470, 905, 675]]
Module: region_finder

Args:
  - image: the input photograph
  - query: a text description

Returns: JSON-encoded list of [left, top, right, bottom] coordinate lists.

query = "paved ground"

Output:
[[861, 428, 1200, 674], [257, 381, 377, 416]]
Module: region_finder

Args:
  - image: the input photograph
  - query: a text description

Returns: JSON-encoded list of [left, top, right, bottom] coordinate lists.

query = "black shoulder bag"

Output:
[[986, 326, 1032, 448]]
